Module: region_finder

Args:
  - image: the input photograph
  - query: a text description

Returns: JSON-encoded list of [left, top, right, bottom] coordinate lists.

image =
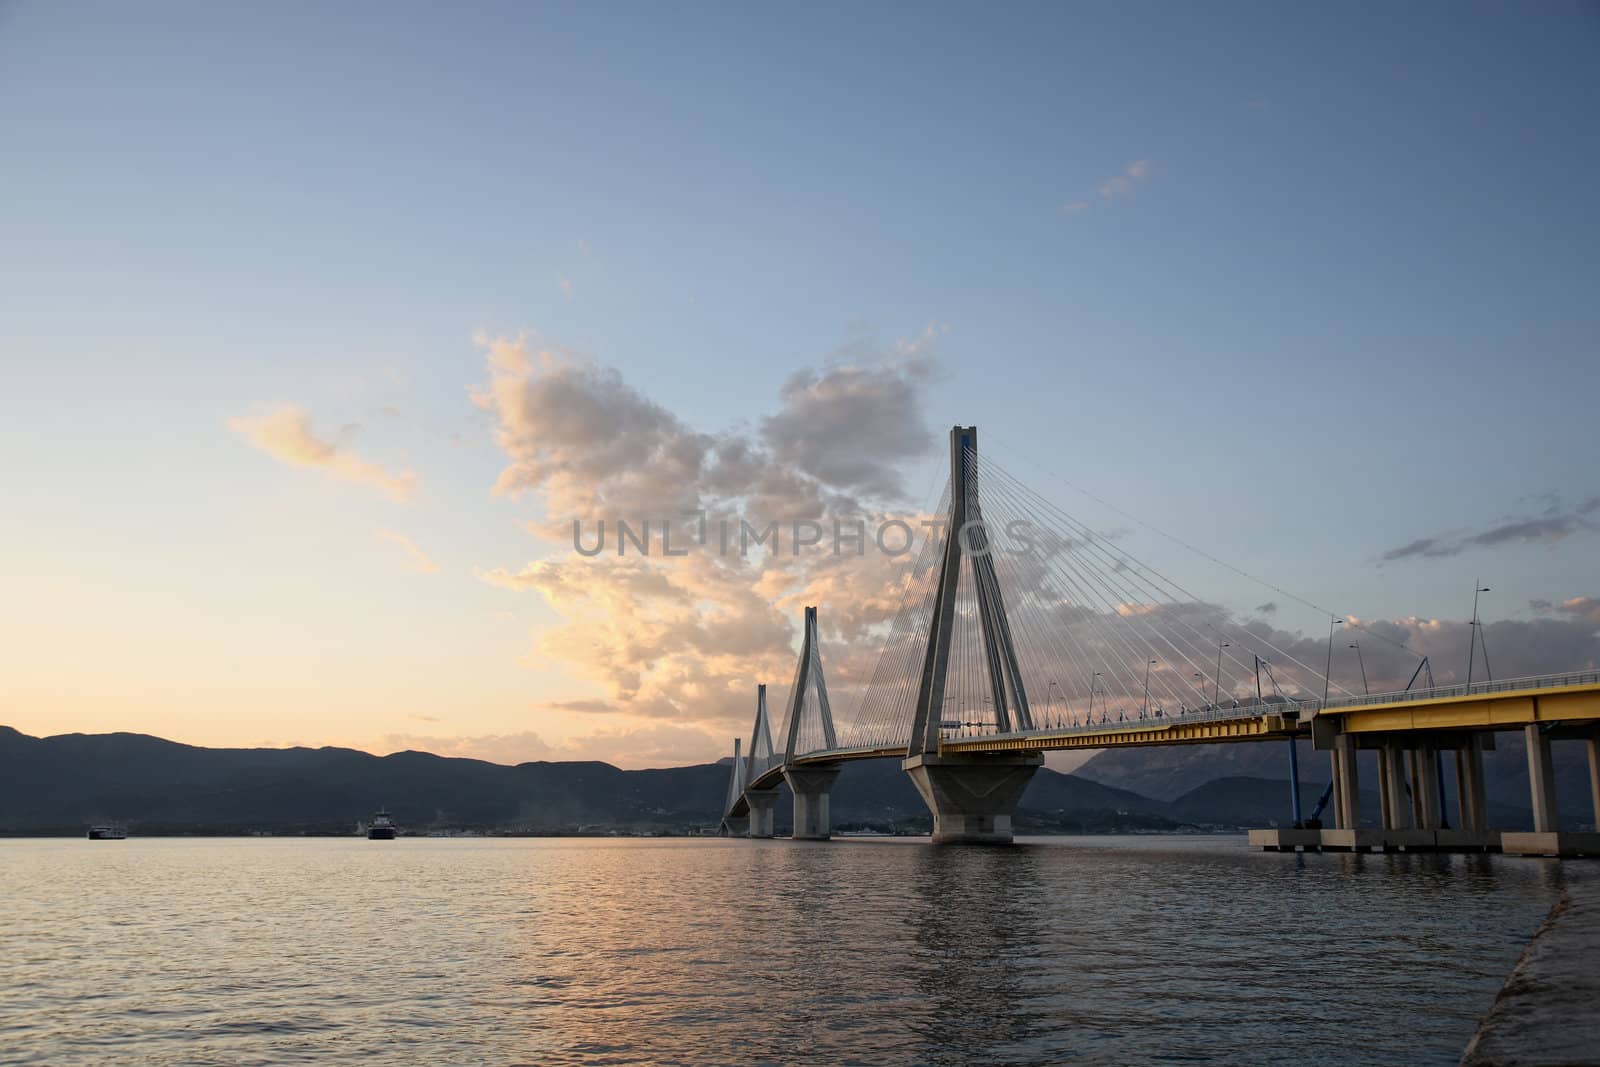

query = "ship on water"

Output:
[[87, 825, 127, 840], [366, 808, 398, 840]]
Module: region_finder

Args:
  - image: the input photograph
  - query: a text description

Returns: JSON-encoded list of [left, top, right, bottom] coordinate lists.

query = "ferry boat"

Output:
[[367, 808, 398, 840], [87, 825, 127, 840]]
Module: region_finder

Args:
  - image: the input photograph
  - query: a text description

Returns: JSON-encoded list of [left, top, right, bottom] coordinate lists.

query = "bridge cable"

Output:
[[982, 431, 1423, 658]]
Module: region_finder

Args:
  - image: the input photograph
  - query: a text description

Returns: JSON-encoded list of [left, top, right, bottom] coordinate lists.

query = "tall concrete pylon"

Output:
[[782, 606, 837, 761], [779, 606, 843, 840], [718, 738, 748, 836], [903, 426, 1043, 843], [908, 426, 1034, 754], [746, 683, 777, 785], [744, 684, 779, 838]]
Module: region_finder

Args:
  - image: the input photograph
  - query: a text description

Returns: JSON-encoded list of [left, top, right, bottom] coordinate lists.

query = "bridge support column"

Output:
[[1415, 744, 1442, 830], [1458, 740, 1488, 832], [1587, 729, 1600, 831], [1331, 735, 1361, 830], [783, 763, 842, 840], [1379, 743, 1410, 830], [720, 814, 749, 837], [1525, 725, 1558, 833], [902, 752, 1043, 844], [746, 788, 780, 839]]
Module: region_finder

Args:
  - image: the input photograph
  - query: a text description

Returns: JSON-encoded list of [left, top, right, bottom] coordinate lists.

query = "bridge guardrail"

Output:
[[970, 697, 1309, 742], [1318, 668, 1600, 712]]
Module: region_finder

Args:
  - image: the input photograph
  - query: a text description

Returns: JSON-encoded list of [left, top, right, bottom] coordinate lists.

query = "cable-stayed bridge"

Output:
[[722, 427, 1600, 855]]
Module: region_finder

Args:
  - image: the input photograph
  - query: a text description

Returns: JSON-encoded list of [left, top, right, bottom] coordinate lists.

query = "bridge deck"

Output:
[[1316, 674, 1600, 735], [766, 671, 1600, 769]]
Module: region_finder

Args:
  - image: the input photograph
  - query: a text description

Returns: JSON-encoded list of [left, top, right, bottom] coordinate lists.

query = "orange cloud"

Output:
[[468, 330, 948, 736], [377, 529, 439, 573], [230, 406, 416, 502]]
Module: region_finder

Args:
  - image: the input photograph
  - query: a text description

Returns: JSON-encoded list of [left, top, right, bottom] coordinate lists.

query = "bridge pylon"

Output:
[[903, 426, 1042, 844], [718, 738, 748, 836], [781, 606, 843, 840], [744, 683, 779, 837]]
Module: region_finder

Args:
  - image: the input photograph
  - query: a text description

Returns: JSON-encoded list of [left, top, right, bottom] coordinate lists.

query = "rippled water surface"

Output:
[[0, 835, 1583, 1065]]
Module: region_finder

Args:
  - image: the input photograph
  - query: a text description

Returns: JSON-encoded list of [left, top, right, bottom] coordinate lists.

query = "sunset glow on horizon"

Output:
[[3, 3, 1597, 768]]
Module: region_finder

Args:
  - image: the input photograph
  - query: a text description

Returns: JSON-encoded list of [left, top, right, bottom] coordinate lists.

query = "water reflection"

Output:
[[908, 846, 1046, 1064], [0, 836, 1577, 1066]]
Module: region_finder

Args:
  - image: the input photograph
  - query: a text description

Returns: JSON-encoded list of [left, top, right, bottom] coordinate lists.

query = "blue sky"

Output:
[[2, 2, 1596, 762]]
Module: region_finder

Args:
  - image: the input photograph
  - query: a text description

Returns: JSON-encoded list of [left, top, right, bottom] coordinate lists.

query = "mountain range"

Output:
[[1, 725, 1590, 834]]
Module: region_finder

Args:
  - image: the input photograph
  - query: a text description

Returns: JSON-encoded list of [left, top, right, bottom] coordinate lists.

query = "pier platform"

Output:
[[1499, 832, 1600, 858], [1248, 828, 1500, 853]]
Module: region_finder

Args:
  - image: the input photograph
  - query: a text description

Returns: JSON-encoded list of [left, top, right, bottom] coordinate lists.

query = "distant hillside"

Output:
[[0, 726, 726, 834], [1172, 776, 1346, 828], [1077, 740, 1330, 800], [12, 725, 1566, 834], [0, 726, 1181, 835]]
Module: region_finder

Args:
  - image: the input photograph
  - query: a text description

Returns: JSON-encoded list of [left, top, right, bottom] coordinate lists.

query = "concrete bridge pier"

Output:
[[720, 814, 749, 837], [1330, 735, 1361, 830], [1588, 728, 1600, 829], [1456, 739, 1489, 833], [902, 752, 1043, 844], [1502, 724, 1600, 857], [783, 763, 842, 840], [1525, 724, 1559, 833], [1378, 742, 1410, 831], [746, 788, 780, 839], [1414, 744, 1442, 829]]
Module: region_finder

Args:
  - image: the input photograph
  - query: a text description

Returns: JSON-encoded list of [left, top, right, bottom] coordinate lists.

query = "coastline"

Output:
[[1461, 878, 1600, 1066]]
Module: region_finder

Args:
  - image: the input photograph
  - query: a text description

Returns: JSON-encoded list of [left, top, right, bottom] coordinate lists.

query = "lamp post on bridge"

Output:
[[1446, 583, 1491, 831], [1048, 680, 1061, 728], [1322, 617, 1345, 703], [1466, 583, 1491, 687], [1142, 660, 1155, 719], [1090, 673, 1103, 722], [1349, 642, 1369, 696], [1213, 643, 1230, 706], [1193, 672, 1206, 710]]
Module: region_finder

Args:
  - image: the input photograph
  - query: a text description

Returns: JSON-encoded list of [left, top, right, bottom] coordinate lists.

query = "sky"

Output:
[[2, 2, 1597, 768]]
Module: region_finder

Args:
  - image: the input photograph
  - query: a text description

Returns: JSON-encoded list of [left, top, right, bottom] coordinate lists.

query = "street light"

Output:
[[1349, 642, 1369, 696], [1323, 617, 1345, 702], [1090, 673, 1103, 722], [1047, 680, 1061, 728], [1214, 643, 1230, 706], [1466, 583, 1491, 687], [1193, 672, 1206, 709], [1142, 660, 1156, 718]]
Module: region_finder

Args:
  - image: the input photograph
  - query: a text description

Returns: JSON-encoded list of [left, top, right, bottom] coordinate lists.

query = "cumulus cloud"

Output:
[[230, 406, 417, 502], [377, 529, 439, 573], [470, 330, 941, 523], [1380, 495, 1599, 562], [1245, 609, 1600, 696], [1532, 595, 1600, 627], [761, 359, 936, 500], [470, 329, 946, 738], [470, 335, 712, 517], [1031, 600, 1600, 709]]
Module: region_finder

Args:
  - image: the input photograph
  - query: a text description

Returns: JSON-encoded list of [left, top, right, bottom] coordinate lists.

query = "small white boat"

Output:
[[87, 825, 127, 840]]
